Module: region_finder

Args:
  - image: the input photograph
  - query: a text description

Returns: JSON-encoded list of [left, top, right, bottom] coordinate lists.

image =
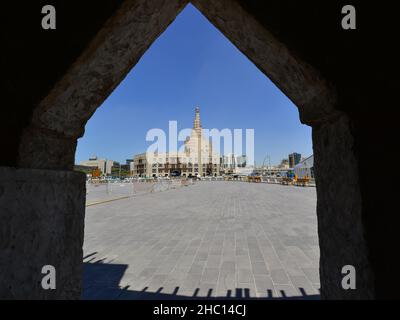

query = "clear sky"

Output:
[[75, 4, 312, 166]]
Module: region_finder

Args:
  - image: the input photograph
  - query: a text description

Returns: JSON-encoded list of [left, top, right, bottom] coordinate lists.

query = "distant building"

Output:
[[294, 155, 314, 178], [222, 154, 236, 169], [288, 152, 301, 168], [236, 155, 247, 168], [109, 160, 132, 177], [132, 107, 220, 178], [121, 160, 132, 172], [220, 154, 247, 175], [80, 156, 114, 175], [131, 153, 148, 177], [278, 159, 289, 169]]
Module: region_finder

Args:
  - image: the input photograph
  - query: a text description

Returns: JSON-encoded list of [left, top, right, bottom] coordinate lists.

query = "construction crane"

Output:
[[261, 154, 271, 174]]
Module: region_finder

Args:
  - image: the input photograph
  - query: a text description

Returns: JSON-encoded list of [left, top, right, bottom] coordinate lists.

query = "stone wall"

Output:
[[313, 115, 374, 299], [0, 167, 85, 299]]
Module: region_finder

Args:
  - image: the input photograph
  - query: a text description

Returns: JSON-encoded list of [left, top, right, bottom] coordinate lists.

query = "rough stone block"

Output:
[[0, 167, 85, 299]]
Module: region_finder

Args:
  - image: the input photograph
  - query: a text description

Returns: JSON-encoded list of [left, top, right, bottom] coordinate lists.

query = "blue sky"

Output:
[[75, 4, 312, 166]]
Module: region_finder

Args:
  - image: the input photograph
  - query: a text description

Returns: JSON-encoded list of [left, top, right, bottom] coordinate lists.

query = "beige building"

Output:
[[277, 159, 290, 169], [132, 107, 221, 178], [80, 156, 114, 175]]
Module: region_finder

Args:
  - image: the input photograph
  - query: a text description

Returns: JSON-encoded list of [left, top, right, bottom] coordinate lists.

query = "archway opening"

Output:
[[76, 4, 319, 300]]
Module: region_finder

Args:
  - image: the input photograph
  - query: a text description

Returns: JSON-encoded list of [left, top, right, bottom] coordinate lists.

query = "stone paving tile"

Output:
[[270, 268, 290, 285], [138, 267, 157, 279], [254, 275, 275, 298], [236, 257, 252, 269], [286, 246, 315, 268], [206, 255, 221, 268], [302, 267, 320, 285], [217, 267, 236, 296], [289, 275, 320, 296], [146, 274, 168, 291], [251, 260, 269, 275], [274, 284, 301, 299], [236, 268, 253, 284], [201, 267, 219, 283], [155, 261, 177, 274], [302, 248, 320, 262], [83, 182, 319, 299]]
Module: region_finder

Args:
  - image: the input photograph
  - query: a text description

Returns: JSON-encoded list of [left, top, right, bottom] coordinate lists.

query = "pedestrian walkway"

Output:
[[82, 181, 320, 299]]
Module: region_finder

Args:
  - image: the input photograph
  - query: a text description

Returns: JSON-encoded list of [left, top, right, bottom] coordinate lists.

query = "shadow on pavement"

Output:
[[82, 258, 320, 300]]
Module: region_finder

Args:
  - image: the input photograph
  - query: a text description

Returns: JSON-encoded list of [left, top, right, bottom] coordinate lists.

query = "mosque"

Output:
[[132, 107, 221, 177]]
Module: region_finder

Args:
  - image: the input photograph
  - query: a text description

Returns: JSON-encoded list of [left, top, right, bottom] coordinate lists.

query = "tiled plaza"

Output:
[[82, 181, 320, 299]]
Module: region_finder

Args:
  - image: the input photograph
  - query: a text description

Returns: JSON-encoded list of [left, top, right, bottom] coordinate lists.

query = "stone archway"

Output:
[[1, 0, 380, 299]]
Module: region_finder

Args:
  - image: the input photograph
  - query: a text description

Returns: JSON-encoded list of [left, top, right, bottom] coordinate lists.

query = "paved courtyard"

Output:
[[82, 181, 320, 299]]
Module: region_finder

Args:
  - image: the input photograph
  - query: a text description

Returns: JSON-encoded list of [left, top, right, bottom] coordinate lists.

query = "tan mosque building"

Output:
[[131, 107, 221, 177]]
